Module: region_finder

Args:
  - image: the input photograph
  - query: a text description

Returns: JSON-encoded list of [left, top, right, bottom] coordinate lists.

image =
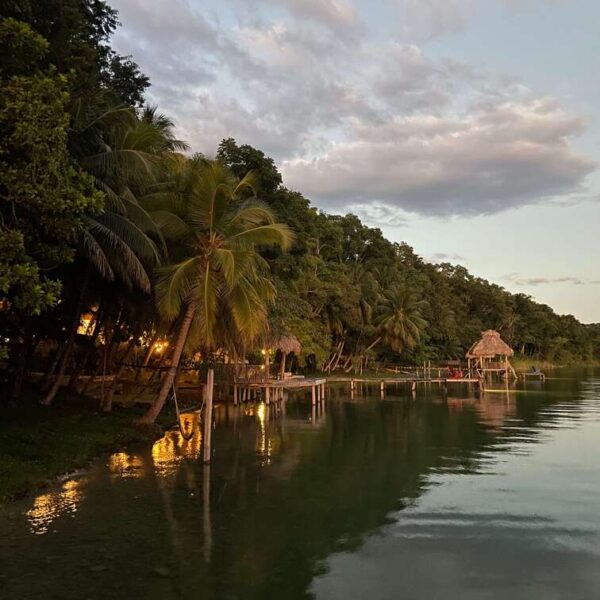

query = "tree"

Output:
[[137, 159, 293, 424], [217, 138, 282, 197], [1, 0, 149, 105], [368, 286, 428, 355], [40, 106, 184, 405], [0, 19, 101, 392]]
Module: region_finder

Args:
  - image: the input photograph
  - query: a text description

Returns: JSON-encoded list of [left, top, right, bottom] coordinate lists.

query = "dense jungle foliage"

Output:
[[1, 1, 598, 421]]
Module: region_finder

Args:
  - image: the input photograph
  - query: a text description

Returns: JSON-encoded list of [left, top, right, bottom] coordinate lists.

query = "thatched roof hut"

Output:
[[270, 335, 301, 355], [267, 335, 301, 378], [466, 330, 513, 359]]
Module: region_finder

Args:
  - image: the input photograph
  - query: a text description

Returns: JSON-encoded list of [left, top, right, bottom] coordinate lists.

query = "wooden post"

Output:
[[203, 368, 214, 464], [265, 385, 270, 405], [233, 383, 238, 406], [311, 384, 316, 406], [380, 381, 385, 398], [202, 464, 211, 563]]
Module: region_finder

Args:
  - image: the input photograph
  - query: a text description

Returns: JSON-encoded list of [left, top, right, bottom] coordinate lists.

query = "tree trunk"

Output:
[[80, 314, 113, 396], [41, 344, 65, 392], [137, 304, 196, 425], [103, 335, 138, 412], [10, 318, 34, 404], [279, 351, 287, 380], [135, 331, 159, 383], [331, 340, 345, 372], [41, 273, 90, 405], [67, 305, 105, 391], [363, 336, 381, 354]]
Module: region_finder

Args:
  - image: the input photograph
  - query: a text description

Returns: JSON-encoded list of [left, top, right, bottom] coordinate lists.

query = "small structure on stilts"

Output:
[[466, 330, 517, 380], [270, 335, 302, 380], [233, 335, 325, 407]]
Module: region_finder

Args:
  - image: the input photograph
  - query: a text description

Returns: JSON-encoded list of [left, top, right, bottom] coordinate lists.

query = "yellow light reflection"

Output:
[[152, 413, 202, 477], [255, 402, 275, 464], [26, 479, 85, 535], [108, 452, 144, 478]]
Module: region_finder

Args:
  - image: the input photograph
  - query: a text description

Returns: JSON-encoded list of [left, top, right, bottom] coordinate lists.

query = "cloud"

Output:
[[391, 0, 470, 41], [430, 252, 466, 263], [257, 0, 359, 31], [344, 202, 409, 227], [282, 95, 594, 216], [110, 0, 595, 217], [504, 273, 597, 287]]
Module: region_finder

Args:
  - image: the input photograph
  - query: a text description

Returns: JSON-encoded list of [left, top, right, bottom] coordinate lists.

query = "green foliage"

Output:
[[0, 17, 48, 76], [1, 0, 598, 409], [219, 138, 600, 368], [1, 0, 149, 105], [149, 159, 294, 351], [0, 72, 102, 267], [0, 18, 102, 366], [0, 230, 61, 314], [217, 138, 282, 197]]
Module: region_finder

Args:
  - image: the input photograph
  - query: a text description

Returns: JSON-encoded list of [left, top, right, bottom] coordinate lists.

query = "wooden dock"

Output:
[[234, 377, 326, 406], [520, 371, 546, 382], [329, 376, 485, 396], [227, 372, 487, 407]]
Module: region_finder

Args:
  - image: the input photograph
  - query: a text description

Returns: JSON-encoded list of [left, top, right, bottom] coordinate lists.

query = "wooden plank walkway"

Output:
[[234, 377, 326, 406], [520, 372, 546, 381], [328, 376, 485, 395]]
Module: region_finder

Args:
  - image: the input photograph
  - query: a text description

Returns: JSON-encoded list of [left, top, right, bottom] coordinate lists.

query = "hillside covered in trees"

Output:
[[216, 138, 600, 369], [1, 1, 598, 413]]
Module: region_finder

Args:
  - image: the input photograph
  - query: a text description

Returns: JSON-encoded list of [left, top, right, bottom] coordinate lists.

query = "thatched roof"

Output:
[[269, 335, 301, 355], [466, 330, 514, 358]]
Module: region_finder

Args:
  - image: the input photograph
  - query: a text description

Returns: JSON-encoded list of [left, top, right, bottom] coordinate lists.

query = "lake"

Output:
[[1, 369, 600, 599]]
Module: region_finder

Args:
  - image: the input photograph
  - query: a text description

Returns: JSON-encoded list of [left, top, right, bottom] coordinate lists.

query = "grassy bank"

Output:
[[512, 357, 600, 370], [0, 390, 169, 505]]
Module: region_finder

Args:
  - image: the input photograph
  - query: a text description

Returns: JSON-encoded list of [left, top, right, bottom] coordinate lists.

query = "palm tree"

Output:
[[365, 285, 427, 355], [137, 159, 294, 424], [41, 107, 184, 405]]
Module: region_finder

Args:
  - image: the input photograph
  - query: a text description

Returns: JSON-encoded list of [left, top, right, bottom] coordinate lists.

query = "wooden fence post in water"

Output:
[[203, 369, 214, 464]]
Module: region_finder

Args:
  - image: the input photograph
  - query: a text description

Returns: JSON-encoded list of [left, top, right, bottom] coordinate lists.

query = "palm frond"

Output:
[[86, 217, 152, 292], [80, 226, 114, 281], [155, 256, 202, 321], [230, 223, 295, 251], [149, 210, 191, 241]]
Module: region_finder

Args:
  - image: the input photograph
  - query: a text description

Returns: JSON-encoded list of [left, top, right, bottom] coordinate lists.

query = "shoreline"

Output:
[[3, 362, 597, 505], [0, 392, 169, 506]]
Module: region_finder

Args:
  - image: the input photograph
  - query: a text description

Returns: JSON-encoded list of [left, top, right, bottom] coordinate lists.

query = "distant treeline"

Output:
[[215, 138, 600, 368]]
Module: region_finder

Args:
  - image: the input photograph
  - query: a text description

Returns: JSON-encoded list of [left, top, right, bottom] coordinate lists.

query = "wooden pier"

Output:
[[234, 377, 327, 406], [329, 376, 485, 396], [520, 371, 546, 382]]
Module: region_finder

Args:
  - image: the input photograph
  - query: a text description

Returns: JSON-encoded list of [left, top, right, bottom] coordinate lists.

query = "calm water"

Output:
[[2, 370, 600, 599]]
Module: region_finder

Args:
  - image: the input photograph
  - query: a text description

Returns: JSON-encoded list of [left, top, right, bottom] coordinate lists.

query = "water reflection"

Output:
[[108, 451, 144, 478], [151, 413, 202, 477], [26, 479, 85, 535], [2, 370, 600, 600]]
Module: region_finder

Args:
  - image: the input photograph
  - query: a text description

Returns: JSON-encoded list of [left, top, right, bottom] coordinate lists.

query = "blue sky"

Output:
[[111, 0, 600, 322]]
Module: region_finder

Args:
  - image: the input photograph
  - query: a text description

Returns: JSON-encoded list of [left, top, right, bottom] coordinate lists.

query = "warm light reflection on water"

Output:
[[108, 452, 144, 478], [106, 413, 203, 480], [26, 479, 85, 535], [152, 412, 202, 476], [5, 372, 600, 600], [253, 402, 283, 464]]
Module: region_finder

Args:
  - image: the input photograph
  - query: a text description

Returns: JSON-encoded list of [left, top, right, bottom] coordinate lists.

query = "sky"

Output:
[[110, 0, 600, 323]]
